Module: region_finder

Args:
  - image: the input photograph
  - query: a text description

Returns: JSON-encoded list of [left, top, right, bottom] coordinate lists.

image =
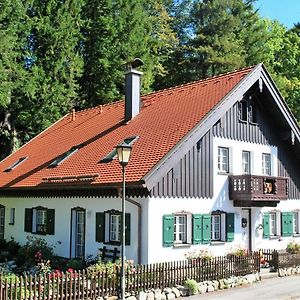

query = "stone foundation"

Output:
[[278, 266, 300, 277]]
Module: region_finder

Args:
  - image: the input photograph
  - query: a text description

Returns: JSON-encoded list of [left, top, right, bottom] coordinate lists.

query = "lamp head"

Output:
[[116, 143, 132, 167]]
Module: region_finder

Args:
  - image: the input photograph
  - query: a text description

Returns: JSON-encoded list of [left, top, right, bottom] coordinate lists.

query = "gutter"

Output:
[[126, 197, 142, 264]]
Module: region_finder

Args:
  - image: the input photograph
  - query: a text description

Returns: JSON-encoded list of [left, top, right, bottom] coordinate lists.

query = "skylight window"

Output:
[[99, 136, 139, 164], [48, 146, 79, 168], [4, 157, 28, 172]]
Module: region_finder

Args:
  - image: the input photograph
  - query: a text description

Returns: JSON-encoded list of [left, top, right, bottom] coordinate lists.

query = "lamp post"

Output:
[[116, 143, 132, 300]]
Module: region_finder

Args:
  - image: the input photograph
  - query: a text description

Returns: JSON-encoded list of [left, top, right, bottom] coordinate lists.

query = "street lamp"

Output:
[[116, 142, 132, 300]]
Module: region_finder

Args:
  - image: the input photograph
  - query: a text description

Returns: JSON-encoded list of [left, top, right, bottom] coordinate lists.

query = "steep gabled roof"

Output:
[[0, 65, 261, 189]]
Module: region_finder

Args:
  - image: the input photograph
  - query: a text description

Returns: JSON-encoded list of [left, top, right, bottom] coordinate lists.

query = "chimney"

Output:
[[125, 58, 143, 122]]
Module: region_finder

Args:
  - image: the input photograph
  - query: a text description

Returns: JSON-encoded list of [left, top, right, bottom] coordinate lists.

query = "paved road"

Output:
[[190, 275, 300, 300]]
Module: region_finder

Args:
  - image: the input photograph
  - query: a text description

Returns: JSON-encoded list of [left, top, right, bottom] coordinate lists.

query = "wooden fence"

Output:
[[0, 253, 260, 300], [278, 252, 300, 269]]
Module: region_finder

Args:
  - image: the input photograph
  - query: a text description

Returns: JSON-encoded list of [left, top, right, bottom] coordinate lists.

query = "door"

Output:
[[241, 209, 251, 252], [0, 206, 4, 239], [70, 208, 85, 259]]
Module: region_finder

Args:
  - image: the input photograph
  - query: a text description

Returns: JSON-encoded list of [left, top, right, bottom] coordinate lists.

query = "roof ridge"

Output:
[[68, 99, 124, 116], [142, 65, 255, 100]]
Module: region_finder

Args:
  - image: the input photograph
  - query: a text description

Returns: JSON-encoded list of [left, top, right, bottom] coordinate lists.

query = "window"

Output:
[[48, 147, 79, 168], [4, 157, 28, 172], [95, 210, 131, 245], [242, 151, 251, 174], [99, 136, 139, 163], [36, 209, 47, 234], [24, 207, 55, 235], [218, 147, 229, 173], [293, 212, 300, 235], [238, 101, 248, 122], [110, 214, 121, 242], [211, 214, 221, 241], [9, 208, 15, 225], [162, 212, 234, 247], [174, 215, 187, 244], [263, 211, 281, 238], [270, 212, 277, 236], [238, 101, 257, 124], [262, 153, 271, 176], [248, 104, 257, 124]]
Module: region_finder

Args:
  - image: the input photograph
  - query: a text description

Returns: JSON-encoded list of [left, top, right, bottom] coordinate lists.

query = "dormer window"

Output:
[[4, 157, 28, 172], [48, 147, 79, 168], [99, 136, 139, 163]]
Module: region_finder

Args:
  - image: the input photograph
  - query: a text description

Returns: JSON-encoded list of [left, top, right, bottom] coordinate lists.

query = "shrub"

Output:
[[66, 259, 85, 270], [184, 279, 198, 295], [16, 236, 54, 268], [286, 240, 300, 254], [6, 238, 21, 257], [185, 248, 213, 262], [227, 244, 248, 257]]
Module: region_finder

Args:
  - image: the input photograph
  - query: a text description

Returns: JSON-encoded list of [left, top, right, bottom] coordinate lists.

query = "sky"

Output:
[[254, 0, 300, 28]]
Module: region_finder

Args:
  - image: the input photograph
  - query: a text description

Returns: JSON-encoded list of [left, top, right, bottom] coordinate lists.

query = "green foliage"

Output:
[[66, 258, 85, 270], [184, 278, 198, 295], [286, 240, 300, 254], [185, 248, 213, 261], [16, 236, 54, 268]]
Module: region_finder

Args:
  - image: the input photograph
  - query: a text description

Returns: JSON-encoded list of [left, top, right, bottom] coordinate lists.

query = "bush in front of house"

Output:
[[226, 244, 248, 257], [286, 240, 300, 254], [185, 248, 214, 262], [16, 236, 54, 269], [184, 278, 198, 295]]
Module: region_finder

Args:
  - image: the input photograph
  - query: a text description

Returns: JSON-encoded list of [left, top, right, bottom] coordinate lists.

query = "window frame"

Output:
[[36, 208, 47, 235], [109, 213, 121, 243], [262, 153, 271, 176], [242, 150, 251, 174], [211, 214, 221, 241], [218, 147, 229, 173], [293, 211, 300, 235], [9, 208, 15, 225], [269, 211, 281, 237], [238, 101, 248, 122], [173, 214, 188, 244]]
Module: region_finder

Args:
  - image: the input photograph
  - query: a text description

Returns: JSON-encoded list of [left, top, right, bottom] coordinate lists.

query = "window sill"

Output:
[[269, 235, 281, 240], [173, 243, 191, 248], [293, 234, 300, 238], [210, 241, 226, 245], [217, 171, 231, 176]]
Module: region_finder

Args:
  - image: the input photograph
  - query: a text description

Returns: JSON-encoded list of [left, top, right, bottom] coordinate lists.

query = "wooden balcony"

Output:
[[229, 175, 288, 207]]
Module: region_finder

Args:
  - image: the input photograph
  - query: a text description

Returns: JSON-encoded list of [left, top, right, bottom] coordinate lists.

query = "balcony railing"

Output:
[[229, 175, 288, 202]]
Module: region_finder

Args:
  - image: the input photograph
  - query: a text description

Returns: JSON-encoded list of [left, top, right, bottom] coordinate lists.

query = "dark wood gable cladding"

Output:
[[151, 82, 300, 201], [151, 130, 213, 198]]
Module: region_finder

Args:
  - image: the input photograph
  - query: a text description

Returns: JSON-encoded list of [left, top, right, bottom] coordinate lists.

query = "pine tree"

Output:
[[0, 0, 31, 157]]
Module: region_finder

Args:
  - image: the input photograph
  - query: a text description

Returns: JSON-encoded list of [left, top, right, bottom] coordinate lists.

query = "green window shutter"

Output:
[[287, 212, 293, 236], [125, 213, 131, 245], [192, 214, 202, 244], [281, 212, 289, 237], [24, 208, 32, 233], [226, 213, 235, 242], [263, 213, 270, 239], [163, 215, 174, 247], [202, 214, 211, 244], [46, 209, 55, 235], [95, 213, 105, 242]]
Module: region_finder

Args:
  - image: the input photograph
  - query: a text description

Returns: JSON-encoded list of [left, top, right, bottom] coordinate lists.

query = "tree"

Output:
[[0, 0, 31, 156], [80, 0, 176, 106]]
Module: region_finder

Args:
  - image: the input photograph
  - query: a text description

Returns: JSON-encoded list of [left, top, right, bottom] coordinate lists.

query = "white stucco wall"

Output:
[[144, 137, 300, 263], [0, 196, 142, 263]]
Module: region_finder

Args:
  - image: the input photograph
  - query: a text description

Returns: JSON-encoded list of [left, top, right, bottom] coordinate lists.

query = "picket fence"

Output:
[[0, 253, 260, 300]]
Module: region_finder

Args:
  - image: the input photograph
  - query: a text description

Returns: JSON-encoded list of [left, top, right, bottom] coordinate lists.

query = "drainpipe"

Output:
[[126, 197, 142, 264]]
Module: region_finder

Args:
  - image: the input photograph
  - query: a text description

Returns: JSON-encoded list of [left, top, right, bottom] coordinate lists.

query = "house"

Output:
[[0, 62, 299, 264]]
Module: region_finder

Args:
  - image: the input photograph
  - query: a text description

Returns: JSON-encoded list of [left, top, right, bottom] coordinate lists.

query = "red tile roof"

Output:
[[0, 66, 254, 189]]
